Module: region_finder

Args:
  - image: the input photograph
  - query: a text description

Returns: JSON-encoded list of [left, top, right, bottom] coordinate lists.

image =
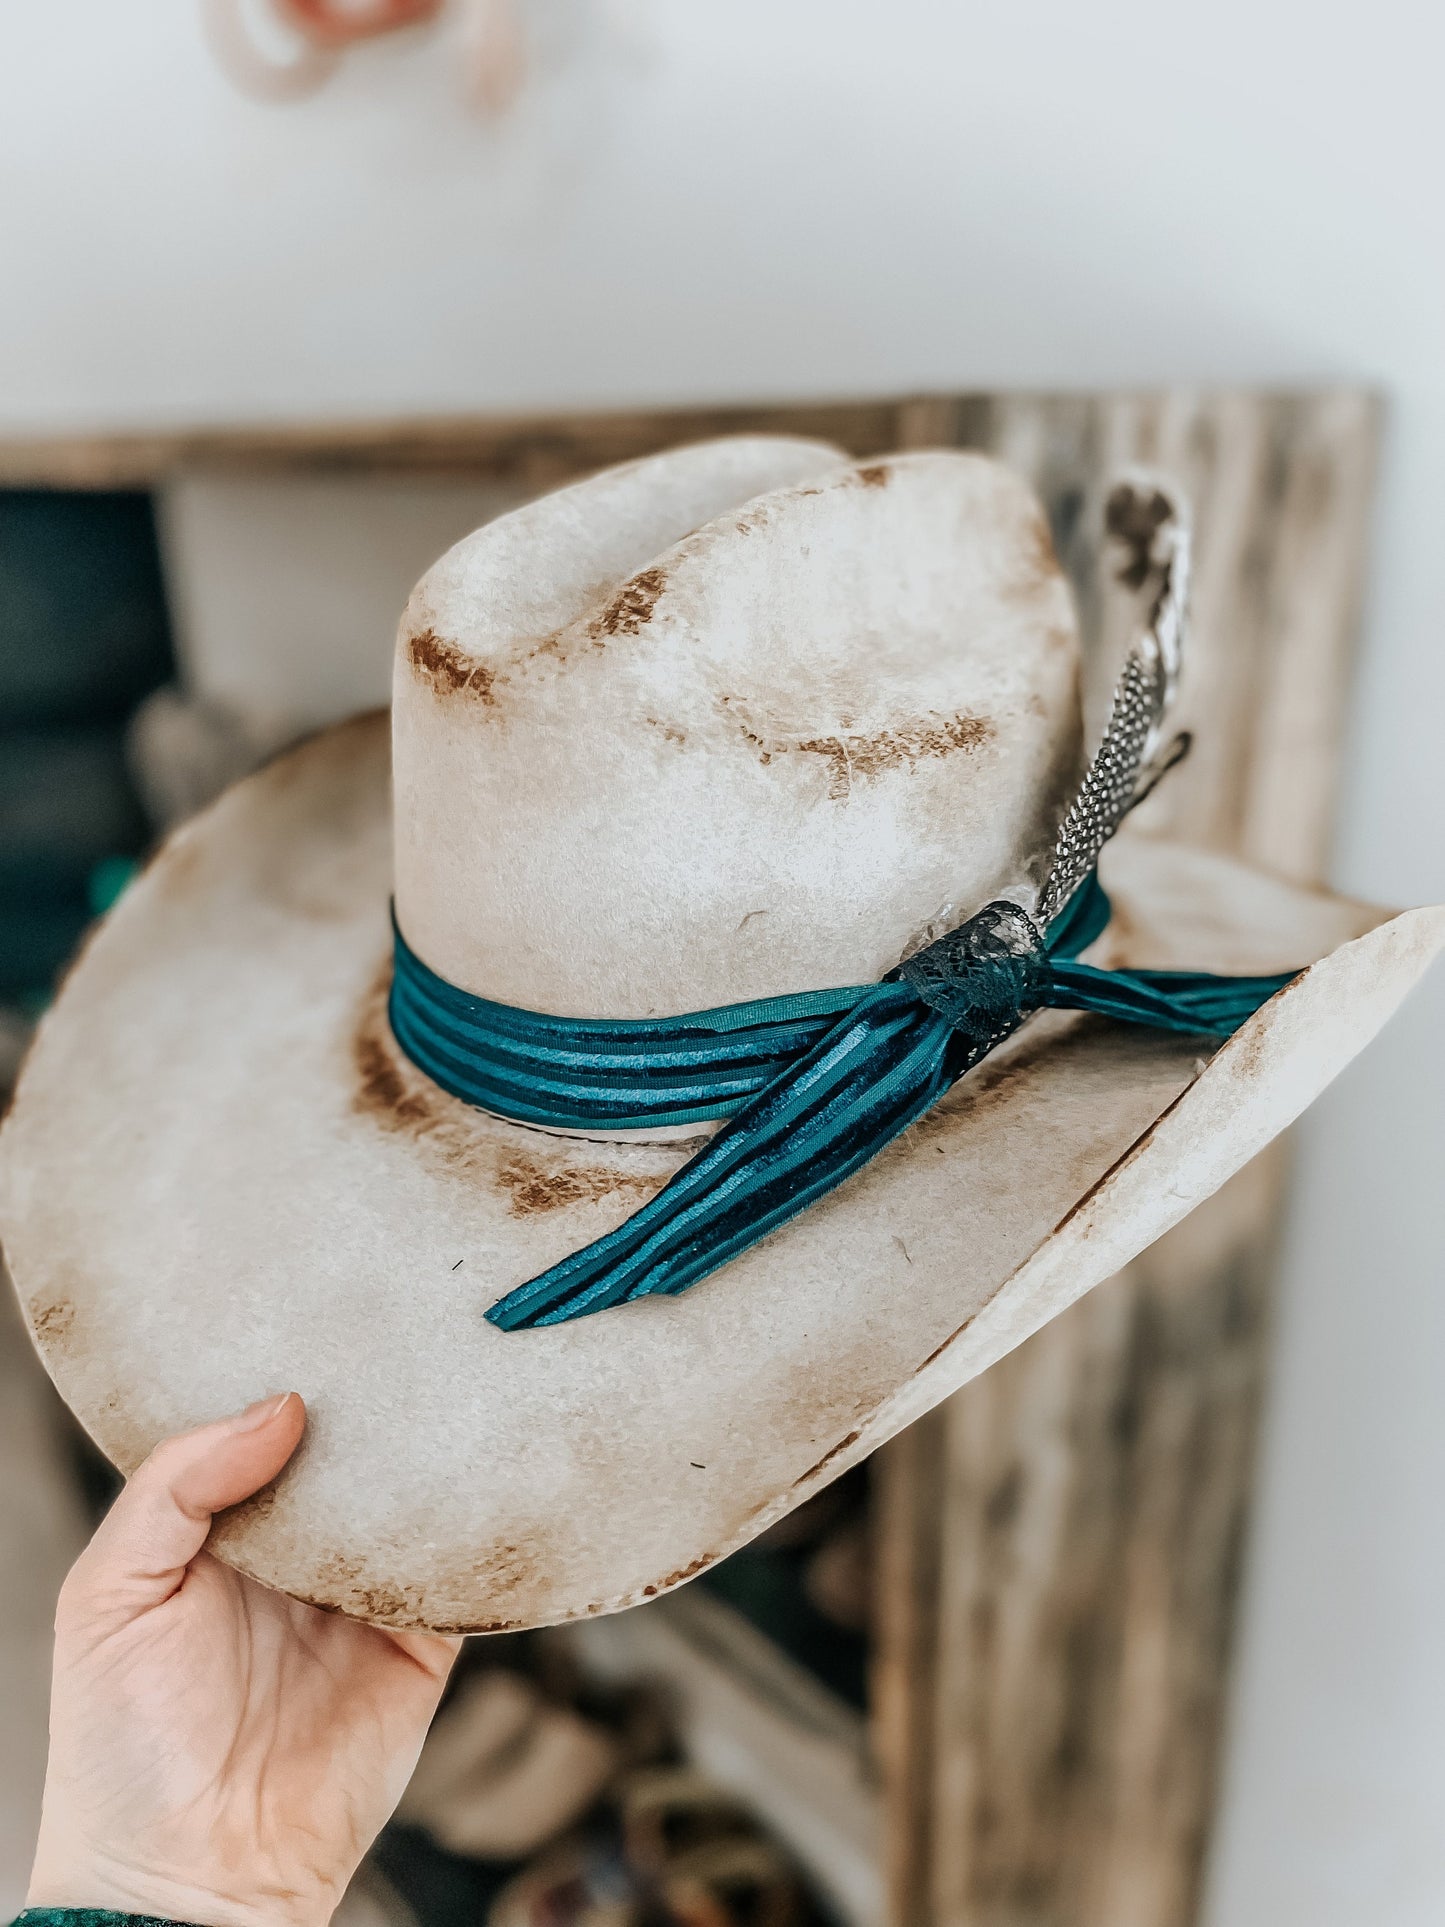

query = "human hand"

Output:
[[27, 1394, 459, 1927]]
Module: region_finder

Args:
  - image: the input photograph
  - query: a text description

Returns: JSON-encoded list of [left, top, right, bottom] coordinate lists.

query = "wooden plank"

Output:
[[872, 1403, 948, 1926], [875, 390, 1379, 1927], [0, 399, 909, 489]]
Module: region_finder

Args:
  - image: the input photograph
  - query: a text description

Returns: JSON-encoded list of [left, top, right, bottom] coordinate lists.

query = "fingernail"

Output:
[[231, 1391, 296, 1432]]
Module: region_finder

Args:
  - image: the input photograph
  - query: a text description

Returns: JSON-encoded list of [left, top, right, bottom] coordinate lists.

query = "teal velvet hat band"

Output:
[[389, 872, 1294, 1331]]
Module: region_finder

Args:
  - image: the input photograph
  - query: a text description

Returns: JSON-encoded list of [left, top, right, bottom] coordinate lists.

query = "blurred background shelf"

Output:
[[553, 1587, 881, 1927], [0, 387, 1377, 1926]]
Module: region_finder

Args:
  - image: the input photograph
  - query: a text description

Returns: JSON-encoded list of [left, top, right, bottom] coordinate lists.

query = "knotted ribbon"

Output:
[[388, 875, 1293, 1330]]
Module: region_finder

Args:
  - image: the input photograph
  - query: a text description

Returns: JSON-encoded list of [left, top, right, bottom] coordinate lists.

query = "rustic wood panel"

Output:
[[875, 390, 1378, 1927], [0, 399, 908, 488]]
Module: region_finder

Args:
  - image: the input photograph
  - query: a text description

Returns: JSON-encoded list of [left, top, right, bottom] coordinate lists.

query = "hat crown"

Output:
[[392, 438, 1081, 1017]]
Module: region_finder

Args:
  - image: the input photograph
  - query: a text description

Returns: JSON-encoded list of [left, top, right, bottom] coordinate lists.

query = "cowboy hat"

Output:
[[1, 435, 1440, 1632]]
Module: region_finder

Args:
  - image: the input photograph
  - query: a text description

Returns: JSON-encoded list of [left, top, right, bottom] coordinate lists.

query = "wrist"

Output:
[[27, 1849, 329, 1927]]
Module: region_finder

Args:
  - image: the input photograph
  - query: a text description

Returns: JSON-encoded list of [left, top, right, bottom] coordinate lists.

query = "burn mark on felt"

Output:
[[295, 1553, 415, 1627], [409, 565, 669, 711], [353, 1022, 434, 1132], [30, 1296, 75, 1347], [350, 965, 496, 1178], [720, 696, 995, 800], [407, 628, 499, 706], [1044, 1079, 1197, 1248], [1220, 972, 1299, 1079], [497, 1155, 665, 1218], [793, 1429, 862, 1487], [286, 1543, 545, 1633], [351, 963, 677, 1203], [641, 1551, 714, 1598], [586, 565, 668, 639]]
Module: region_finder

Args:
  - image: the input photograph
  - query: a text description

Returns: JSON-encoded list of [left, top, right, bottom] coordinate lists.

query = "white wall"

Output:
[[2, 4, 1442, 1919]]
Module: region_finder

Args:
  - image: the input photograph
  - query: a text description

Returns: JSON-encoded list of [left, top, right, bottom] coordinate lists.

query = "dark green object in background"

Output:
[[0, 491, 174, 999], [0, 491, 174, 726]]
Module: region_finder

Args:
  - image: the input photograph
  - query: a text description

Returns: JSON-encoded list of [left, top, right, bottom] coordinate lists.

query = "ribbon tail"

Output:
[[1042, 959, 1297, 1035], [485, 984, 952, 1331], [479, 868, 1298, 1332]]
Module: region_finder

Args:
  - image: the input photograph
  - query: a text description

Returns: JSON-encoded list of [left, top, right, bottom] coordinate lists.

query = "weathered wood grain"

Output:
[[0, 400, 906, 488], [875, 389, 1378, 1927]]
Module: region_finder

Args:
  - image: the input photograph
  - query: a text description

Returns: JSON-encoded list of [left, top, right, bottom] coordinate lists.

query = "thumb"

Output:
[[62, 1393, 307, 1625]]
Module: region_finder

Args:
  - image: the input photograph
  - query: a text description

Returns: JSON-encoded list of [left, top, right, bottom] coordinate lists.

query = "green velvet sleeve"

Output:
[[10, 1911, 211, 1927]]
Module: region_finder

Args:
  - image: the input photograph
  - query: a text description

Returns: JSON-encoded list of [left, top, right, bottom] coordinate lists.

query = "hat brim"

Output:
[[2, 711, 1440, 1632]]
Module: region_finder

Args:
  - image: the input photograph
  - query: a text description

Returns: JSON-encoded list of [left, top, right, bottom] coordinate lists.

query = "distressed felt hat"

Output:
[[2, 435, 1441, 1633]]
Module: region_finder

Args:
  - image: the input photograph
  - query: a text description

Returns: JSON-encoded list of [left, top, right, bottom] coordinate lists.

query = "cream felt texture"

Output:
[[1, 713, 1439, 1632], [394, 442, 1081, 1015]]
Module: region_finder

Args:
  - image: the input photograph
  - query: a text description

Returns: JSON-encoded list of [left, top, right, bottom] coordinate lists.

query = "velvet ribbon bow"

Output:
[[388, 876, 1292, 1330]]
